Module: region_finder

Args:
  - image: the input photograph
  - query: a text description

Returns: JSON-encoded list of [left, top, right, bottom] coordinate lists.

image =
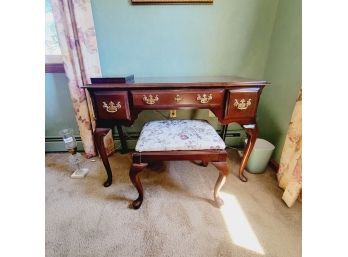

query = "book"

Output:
[[90, 74, 134, 84]]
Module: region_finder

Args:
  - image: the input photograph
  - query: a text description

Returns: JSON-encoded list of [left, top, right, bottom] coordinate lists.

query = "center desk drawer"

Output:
[[131, 89, 224, 108]]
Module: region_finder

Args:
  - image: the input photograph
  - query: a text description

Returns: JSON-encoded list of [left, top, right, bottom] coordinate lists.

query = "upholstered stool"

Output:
[[129, 119, 229, 209]]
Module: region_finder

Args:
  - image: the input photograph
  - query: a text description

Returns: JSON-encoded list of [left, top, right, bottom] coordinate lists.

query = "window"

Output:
[[45, 0, 64, 72]]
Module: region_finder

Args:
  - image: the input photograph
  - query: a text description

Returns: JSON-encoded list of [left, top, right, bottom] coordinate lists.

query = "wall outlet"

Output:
[[169, 110, 176, 118]]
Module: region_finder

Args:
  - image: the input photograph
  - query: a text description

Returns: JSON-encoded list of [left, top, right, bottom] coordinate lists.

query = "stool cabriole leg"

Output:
[[201, 160, 209, 167], [211, 161, 229, 208], [129, 163, 148, 209]]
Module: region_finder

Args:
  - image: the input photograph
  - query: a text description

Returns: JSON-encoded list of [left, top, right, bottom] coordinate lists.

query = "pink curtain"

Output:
[[277, 90, 302, 207], [51, 0, 114, 157]]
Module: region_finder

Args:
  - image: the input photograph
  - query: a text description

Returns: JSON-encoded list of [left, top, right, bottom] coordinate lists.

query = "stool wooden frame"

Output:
[[129, 150, 228, 209]]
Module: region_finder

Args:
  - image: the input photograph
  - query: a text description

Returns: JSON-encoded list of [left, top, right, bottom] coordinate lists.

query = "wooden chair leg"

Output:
[[94, 128, 113, 187], [239, 126, 258, 182], [191, 160, 209, 167], [211, 161, 229, 208], [116, 125, 128, 154], [202, 160, 209, 167], [129, 163, 148, 209]]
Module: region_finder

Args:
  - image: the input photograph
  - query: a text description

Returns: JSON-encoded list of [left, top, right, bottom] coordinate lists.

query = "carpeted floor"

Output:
[[45, 150, 301, 257]]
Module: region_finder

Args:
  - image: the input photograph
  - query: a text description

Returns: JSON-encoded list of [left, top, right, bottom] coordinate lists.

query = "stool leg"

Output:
[[129, 163, 148, 209], [211, 161, 229, 208], [190, 160, 209, 167], [202, 160, 209, 167]]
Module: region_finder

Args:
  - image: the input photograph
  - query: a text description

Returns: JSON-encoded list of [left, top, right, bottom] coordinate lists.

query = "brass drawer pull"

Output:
[[174, 94, 183, 102], [197, 93, 213, 104], [234, 99, 252, 110], [102, 101, 121, 113], [143, 94, 159, 105]]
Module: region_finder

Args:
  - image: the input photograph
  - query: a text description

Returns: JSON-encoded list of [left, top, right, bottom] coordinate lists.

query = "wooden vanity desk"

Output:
[[83, 76, 269, 187]]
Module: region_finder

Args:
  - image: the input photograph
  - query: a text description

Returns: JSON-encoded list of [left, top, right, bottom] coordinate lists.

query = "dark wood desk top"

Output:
[[83, 76, 269, 89]]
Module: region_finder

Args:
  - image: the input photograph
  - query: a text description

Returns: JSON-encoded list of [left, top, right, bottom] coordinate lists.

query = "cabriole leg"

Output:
[[129, 163, 148, 209], [94, 128, 113, 187], [211, 161, 229, 208], [239, 126, 258, 182], [116, 125, 128, 154]]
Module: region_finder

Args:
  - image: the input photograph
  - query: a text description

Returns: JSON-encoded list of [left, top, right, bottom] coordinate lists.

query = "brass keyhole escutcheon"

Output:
[[174, 94, 183, 102]]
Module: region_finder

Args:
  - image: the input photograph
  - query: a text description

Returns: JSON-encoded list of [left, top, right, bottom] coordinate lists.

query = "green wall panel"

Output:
[[45, 73, 81, 151], [257, 0, 302, 162], [91, 0, 278, 78]]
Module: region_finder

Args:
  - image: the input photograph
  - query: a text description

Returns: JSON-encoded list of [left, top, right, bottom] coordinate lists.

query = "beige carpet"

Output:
[[45, 150, 301, 257]]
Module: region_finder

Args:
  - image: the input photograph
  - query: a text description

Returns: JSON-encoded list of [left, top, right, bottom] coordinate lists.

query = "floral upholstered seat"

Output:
[[135, 120, 226, 152]]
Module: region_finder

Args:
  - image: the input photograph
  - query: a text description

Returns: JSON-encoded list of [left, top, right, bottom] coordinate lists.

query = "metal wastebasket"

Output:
[[245, 138, 275, 174]]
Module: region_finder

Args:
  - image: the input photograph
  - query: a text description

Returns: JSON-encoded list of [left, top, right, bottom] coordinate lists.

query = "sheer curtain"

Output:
[[51, 0, 114, 157]]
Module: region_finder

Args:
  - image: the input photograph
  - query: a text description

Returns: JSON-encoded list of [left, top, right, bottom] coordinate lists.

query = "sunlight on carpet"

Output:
[[220, 192, 265, 255]]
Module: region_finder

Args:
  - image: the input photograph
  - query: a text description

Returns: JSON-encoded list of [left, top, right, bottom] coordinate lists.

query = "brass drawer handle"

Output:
[[102, 101, 121, 113], [143, 94, 159, 105], [197, 93, 213, 104], [174, 94, 183, 102], [234, 99, 252, 110]]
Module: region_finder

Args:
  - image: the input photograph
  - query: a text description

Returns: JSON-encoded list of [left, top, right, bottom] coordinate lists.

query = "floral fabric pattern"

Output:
[[135, 120, 226, 152], [51, 0, 114, 157], [277, 91, 302, 207]]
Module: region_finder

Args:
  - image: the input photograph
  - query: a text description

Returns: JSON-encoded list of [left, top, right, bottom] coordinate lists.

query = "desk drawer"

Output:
[[131, 89, 224, 108], [225, 88, 260, 119], [94, 91, 131, 120]]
